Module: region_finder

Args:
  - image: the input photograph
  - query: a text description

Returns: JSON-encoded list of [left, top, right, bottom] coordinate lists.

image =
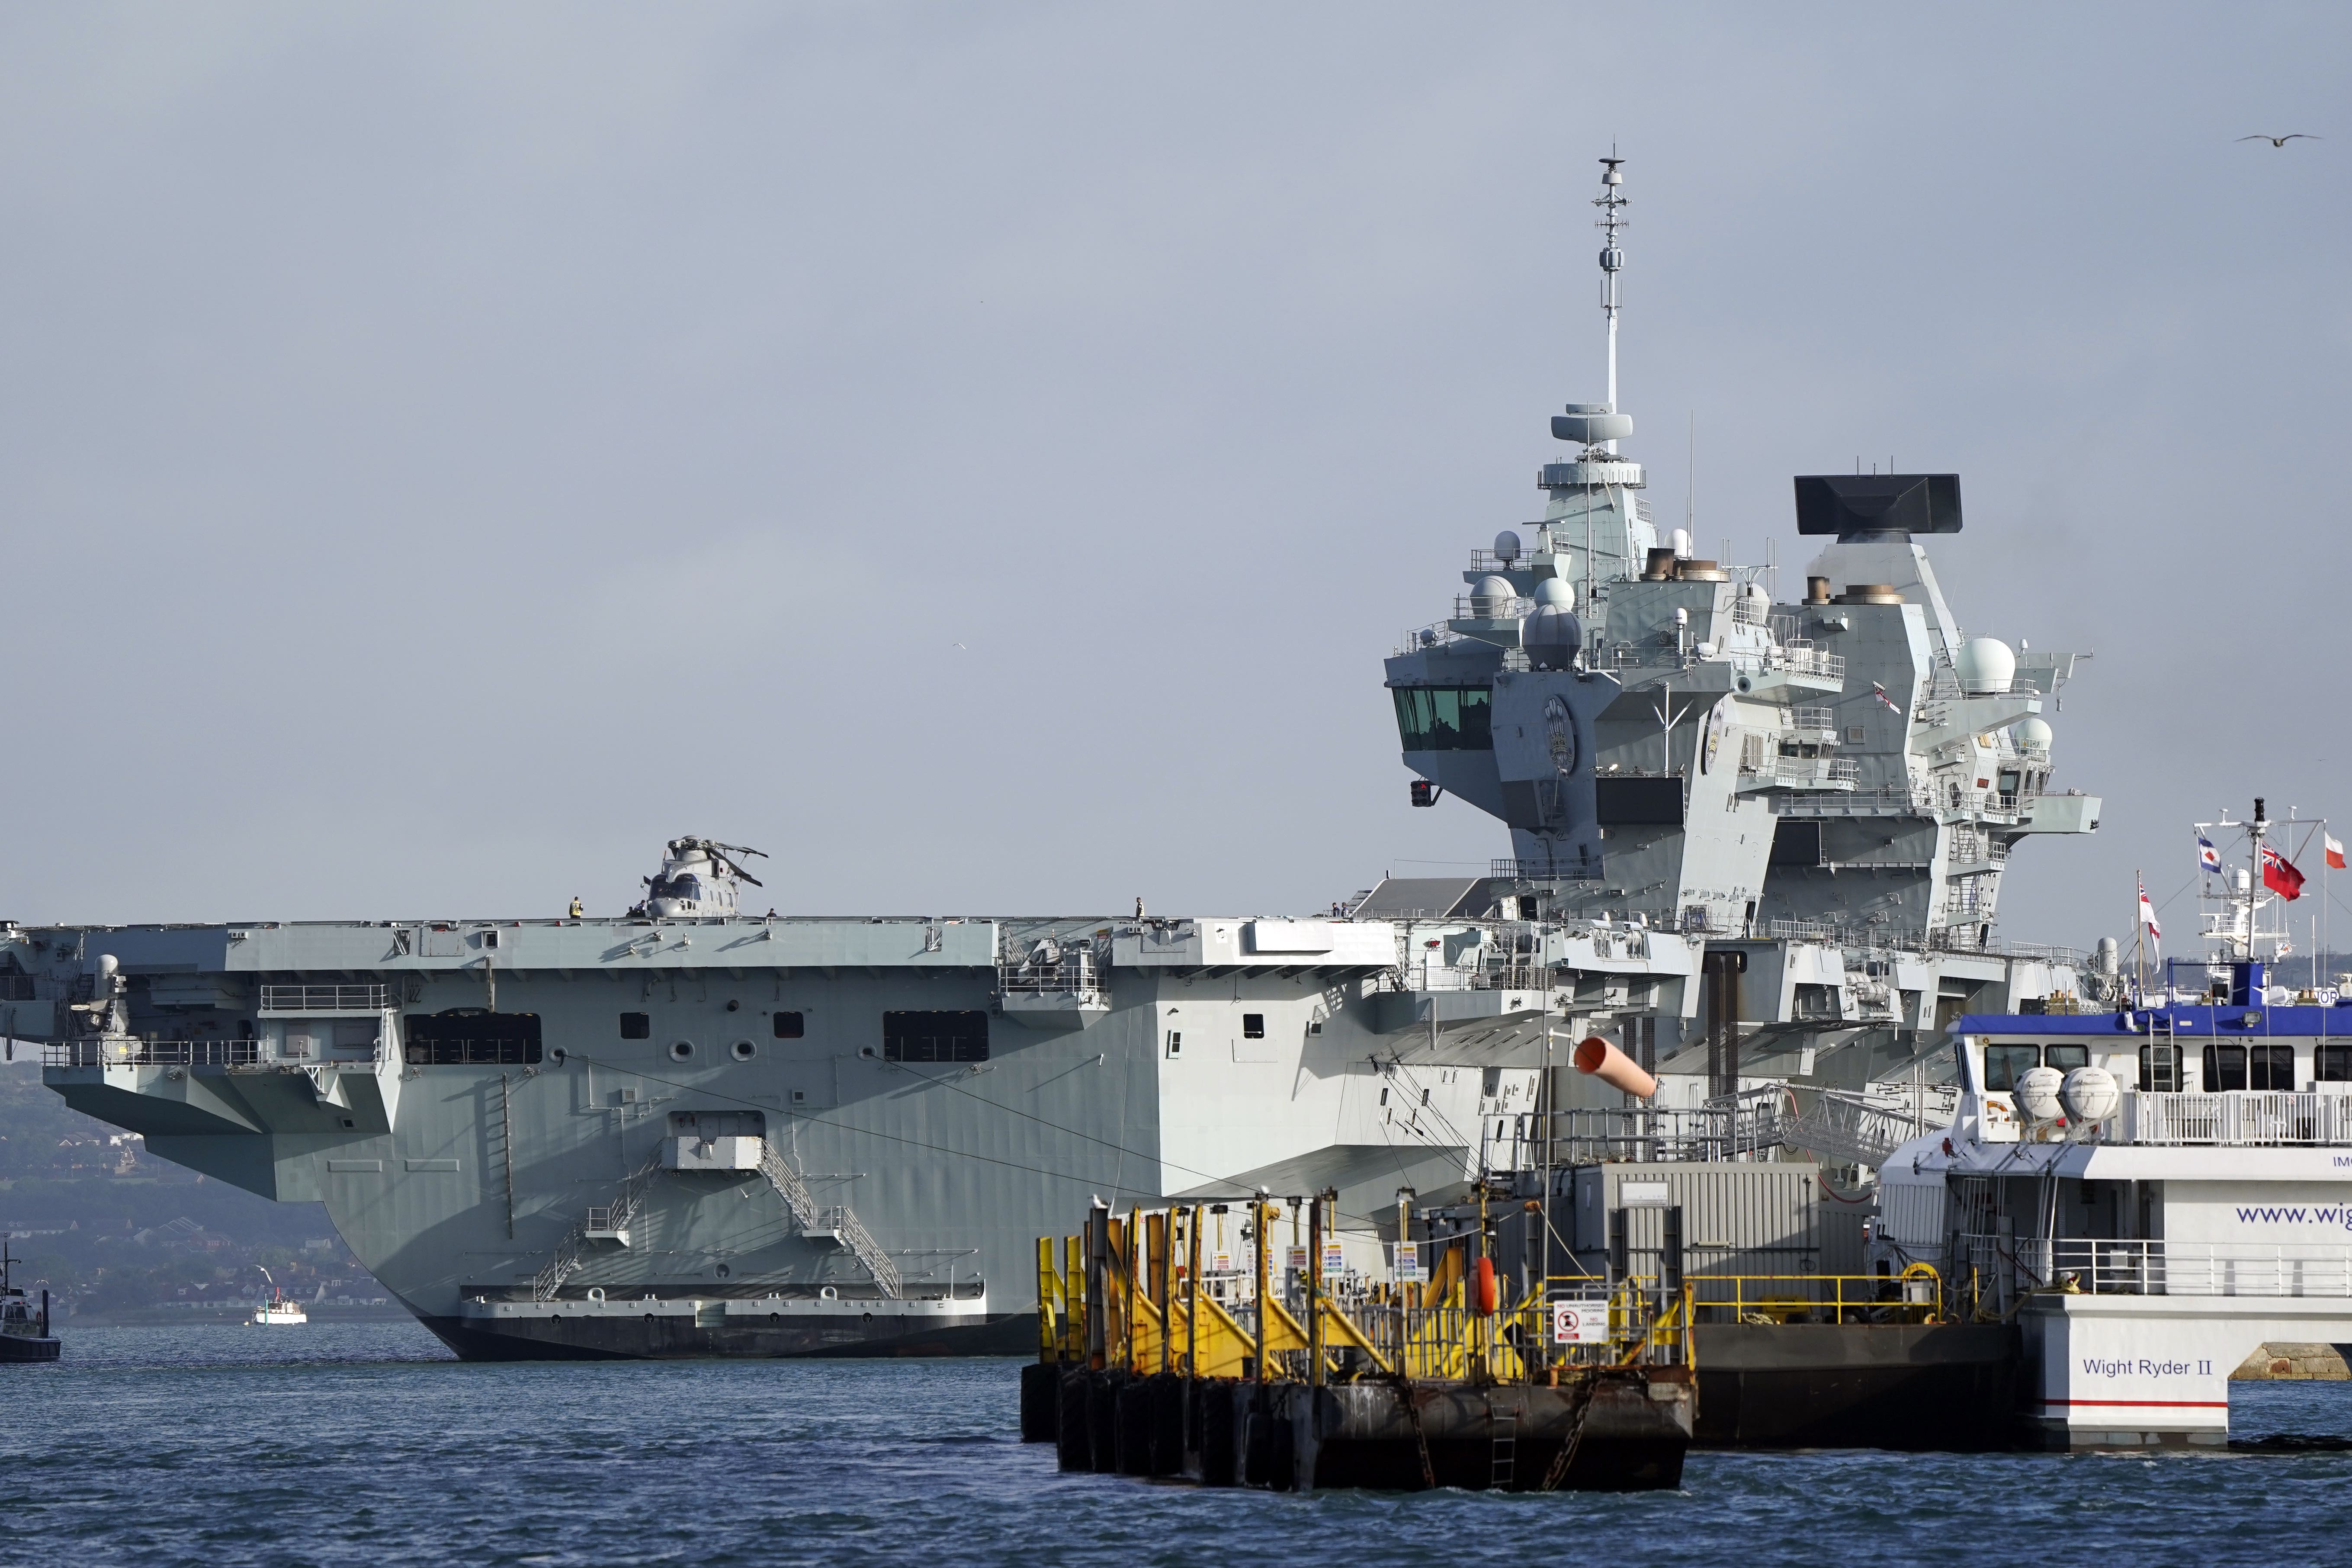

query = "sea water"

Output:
[[3, 1323, 2348, 1566]]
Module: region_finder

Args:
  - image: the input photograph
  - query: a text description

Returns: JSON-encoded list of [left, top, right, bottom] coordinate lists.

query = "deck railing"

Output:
[[44, 1038, 263, 1068], [2118, 1090, 2352, 1147], [1962, 1235, 2352, 1299], [259, 984, 388, 1013]]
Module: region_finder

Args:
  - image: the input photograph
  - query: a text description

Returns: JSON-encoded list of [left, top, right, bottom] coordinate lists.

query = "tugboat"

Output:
[[0, 1240, 61, 1362], [252, 1266, 308, 1326]]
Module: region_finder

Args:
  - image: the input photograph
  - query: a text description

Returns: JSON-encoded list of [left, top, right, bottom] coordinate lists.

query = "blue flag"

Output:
[[2198, 834, 2222, 873]]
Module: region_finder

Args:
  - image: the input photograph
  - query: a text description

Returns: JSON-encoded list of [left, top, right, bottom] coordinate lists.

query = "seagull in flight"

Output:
[[2238, 133, 2320, 147]]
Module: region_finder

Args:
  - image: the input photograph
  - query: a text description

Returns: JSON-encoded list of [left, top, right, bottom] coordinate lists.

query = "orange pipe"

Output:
[[1573, 1035, 1658, 1100]]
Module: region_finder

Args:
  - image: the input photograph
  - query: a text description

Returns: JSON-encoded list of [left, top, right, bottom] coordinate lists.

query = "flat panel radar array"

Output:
[[1793, 475, 1962, 539]]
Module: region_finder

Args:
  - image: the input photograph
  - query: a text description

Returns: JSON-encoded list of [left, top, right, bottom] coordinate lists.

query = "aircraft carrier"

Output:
[[8, 156, 2107, 1359]]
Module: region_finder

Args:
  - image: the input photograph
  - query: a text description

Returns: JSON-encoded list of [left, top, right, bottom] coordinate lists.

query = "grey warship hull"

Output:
[[21, 909, 1552, 1360]]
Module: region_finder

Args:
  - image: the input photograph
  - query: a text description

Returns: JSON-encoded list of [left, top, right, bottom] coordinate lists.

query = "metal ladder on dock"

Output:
[[1488, 1401, 1518, 1491], [757, 1142, 902, 1298]]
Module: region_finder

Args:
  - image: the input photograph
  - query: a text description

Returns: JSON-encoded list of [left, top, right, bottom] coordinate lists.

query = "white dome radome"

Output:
[[1532, 578, 1574, 608], [1956, 637, 2016, 696], [2012, 716, 2053, 751], [1669, 527, 1692, 558], [1522, 605, 1582, 671], [1492, 530, 1522, 563], [1470, 575, 1516, 616]]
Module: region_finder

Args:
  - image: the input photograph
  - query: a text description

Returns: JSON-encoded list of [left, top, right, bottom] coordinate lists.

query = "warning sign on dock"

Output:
[[1552, 1300, 1608, 1344]]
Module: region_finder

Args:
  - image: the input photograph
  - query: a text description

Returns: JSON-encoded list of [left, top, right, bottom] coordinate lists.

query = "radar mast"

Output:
[[1595, 154, 1627, 452]]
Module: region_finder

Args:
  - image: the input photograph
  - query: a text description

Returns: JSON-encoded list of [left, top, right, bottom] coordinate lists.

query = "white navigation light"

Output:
[[1955, 637, 2016, 696], [1493, 530, 1522, 563], [1470, 575, 1515, 618], [2060, 1066, 2121, 1125]]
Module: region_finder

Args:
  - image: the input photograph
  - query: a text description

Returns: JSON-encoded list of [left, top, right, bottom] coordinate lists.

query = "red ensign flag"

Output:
[[2262, 844, 2306, 900]]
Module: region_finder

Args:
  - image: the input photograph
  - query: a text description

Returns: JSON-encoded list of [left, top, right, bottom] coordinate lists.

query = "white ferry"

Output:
[[1880, 811, 2352, 1448]]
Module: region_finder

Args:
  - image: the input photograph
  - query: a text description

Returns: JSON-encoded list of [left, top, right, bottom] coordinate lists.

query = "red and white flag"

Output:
[[2327, 832, 2346, 871], [2138, 879, 2161, 954]]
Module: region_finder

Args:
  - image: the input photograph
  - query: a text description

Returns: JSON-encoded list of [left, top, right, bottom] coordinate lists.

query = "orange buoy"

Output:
[[1473, 1255, 1498, 1315]]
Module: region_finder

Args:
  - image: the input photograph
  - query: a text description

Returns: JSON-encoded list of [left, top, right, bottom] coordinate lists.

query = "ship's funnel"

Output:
[[1794, 474, 1961, 539], [1573, 1035, 1657, 1100]]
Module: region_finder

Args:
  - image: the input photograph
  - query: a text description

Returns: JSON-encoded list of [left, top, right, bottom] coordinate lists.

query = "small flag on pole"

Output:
[[1872, 682, 1906, 719], [2198, 834, 2222, 873], [2262, 844, 2307, 901], [2328, 833, 2346, 871], [2139, 878, 2162, 955]]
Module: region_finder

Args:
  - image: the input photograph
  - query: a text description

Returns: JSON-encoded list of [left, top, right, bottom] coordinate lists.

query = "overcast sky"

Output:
[[1, 3, 2346, 949]]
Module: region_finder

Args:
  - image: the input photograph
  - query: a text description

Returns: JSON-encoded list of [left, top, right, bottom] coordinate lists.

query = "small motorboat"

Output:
[[252, 1266, 308, 1326], [0, 1240, 60, 1362]]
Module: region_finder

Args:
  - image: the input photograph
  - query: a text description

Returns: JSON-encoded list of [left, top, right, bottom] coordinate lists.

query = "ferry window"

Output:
[[402, 1010, 543, 1067], [2044, 1044, 2089, 1072], [2249, 1045, 2294, 1092], [773, 1011, 805, 1039], [620, 1012, 650, 1039], [2139, 1043, 2181, 1093], [882, 1010, 989, 1063], [1983, 1045, 2040, 1092], [1391, 686, 1493, 752], [2318, 1044, 2352, 1082], [2201, 1044, 2248, 1093], [1242, 1014, 1265, 1039]]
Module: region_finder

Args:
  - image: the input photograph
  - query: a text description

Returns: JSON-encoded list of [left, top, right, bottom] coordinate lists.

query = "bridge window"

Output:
[[2138, 1042, 2180, 1093], [2249, 1045, 2294, 1091], [882, 1010, 989, 1063], [1242, 1014, 1265, 1039], [2043, 1044, 2088, 1072], [2320, 1044, 2352, 1082], [619, 1012, 650, 1039], [773, 1011, 805, 1039], [2201, 1044, 2247, 1093], [1982, 1044, 2040, 1092], [1391, 686, 1492, 751], [404, 1010, 542, 1066]]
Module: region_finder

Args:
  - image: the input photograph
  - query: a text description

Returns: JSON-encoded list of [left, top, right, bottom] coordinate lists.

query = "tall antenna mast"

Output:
[[1595, 153, 1627, 452]]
